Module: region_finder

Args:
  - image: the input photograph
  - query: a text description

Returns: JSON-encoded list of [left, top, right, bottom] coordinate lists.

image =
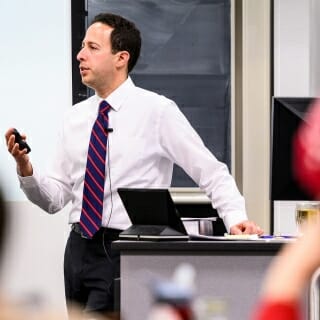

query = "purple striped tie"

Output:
[[80, 100, 111, 238]]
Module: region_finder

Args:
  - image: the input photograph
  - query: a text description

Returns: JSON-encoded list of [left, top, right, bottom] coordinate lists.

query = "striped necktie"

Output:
[[80, 100, 111, 238]]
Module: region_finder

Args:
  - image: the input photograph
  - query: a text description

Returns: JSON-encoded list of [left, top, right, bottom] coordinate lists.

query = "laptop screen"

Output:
[[117, 188, 187, 235]]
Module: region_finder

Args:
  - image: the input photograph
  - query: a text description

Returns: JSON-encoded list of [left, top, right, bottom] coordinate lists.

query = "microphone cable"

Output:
[[102, 131, 115, 262], [105, 135, 113, 226]]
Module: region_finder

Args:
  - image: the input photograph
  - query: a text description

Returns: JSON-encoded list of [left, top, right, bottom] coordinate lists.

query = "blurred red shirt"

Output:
[[293, 98, 320, 199], [251, 300, 301, 320]]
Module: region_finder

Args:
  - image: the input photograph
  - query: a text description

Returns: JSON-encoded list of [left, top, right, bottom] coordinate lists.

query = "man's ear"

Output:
[[116, 51, 130, 70]]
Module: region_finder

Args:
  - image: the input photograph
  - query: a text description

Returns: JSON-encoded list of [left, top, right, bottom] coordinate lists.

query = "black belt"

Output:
[[71, 223, 121, 240]]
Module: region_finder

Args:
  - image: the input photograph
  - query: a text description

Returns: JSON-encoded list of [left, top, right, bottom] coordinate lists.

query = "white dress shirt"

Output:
[[19, 77, 247, 232]]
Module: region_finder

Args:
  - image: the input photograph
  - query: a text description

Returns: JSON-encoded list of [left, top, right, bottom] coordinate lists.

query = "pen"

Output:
[[259, 235, 297, 239], [259, 235, 274, 239], [279, 235, 297, 239]]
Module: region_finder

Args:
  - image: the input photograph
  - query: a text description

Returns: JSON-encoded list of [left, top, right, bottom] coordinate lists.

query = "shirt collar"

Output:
[[96, 77, 135, 112]]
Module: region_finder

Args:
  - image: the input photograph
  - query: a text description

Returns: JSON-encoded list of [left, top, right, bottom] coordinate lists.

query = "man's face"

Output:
[[77, 22, 117, 91]]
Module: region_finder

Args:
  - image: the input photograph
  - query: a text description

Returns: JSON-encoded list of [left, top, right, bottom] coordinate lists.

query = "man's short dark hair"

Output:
[[91, 13, 141, 73]]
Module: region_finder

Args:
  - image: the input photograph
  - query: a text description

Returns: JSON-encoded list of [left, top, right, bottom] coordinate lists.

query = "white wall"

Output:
[[274, 0, 320, 97], [239, 0, 271, 234], [274, 0, 311, 96], [310, 0, 320, 95], [0, 0, 71, 312]]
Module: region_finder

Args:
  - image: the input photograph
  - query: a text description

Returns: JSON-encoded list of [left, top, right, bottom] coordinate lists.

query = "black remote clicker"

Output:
[[13, 129, 31, 153]]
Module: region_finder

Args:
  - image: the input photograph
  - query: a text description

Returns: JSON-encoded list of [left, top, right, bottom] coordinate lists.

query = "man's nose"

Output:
[[77, 47, 85, 61]]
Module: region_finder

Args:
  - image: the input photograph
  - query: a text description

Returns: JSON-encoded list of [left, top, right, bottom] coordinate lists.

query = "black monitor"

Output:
[[271, 97, 315, 200]]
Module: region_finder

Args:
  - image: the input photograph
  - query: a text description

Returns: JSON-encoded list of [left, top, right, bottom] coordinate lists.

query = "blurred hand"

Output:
[[260, 220, 320, 302]]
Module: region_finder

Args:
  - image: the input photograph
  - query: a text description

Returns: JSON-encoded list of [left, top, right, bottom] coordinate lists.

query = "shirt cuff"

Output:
[[18, 169, 40, 188], [222, 211, 248, 233]]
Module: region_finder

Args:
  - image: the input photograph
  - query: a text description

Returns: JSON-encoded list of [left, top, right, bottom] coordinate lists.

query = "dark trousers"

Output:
[[64, 226, 120, 315]]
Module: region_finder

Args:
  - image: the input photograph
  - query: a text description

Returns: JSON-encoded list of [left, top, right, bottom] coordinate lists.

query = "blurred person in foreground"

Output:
[[293, 97, 320, 199], [0, 190, 109, 320], [251, 221, 320, 320], [251, 98, 320, 319]]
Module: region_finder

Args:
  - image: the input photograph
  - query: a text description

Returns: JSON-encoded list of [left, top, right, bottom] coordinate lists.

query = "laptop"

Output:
[[118, 188, 189, 241]]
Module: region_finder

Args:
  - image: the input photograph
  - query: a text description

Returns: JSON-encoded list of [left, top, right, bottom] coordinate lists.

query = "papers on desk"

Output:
[[189, 234, 257, 241], [189, 233, 297, 242]]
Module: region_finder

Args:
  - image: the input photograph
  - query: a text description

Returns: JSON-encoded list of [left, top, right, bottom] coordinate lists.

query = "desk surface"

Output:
[[112, 240, 285, 253]]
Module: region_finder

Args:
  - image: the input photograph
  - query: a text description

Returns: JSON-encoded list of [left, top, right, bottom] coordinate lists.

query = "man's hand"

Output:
[[5, 128, 33, 177], [230, 220, 263, 235]]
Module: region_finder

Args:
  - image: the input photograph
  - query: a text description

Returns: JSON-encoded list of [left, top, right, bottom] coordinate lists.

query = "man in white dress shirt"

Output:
[[5, 12, 262, 317]]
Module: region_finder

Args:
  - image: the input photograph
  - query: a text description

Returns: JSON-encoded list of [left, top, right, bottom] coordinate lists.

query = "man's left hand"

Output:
[[230, 220, 263, 235]]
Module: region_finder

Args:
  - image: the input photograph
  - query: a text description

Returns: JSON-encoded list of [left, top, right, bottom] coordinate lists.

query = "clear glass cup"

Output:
[[295, 201, 320, 235]]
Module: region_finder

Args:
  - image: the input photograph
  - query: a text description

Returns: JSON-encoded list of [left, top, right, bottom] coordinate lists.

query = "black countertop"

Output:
[[112, 239, 289, 254]]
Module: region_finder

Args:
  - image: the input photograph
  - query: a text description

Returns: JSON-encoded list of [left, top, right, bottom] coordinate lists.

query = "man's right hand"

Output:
[[5, 128, 33, 177]]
